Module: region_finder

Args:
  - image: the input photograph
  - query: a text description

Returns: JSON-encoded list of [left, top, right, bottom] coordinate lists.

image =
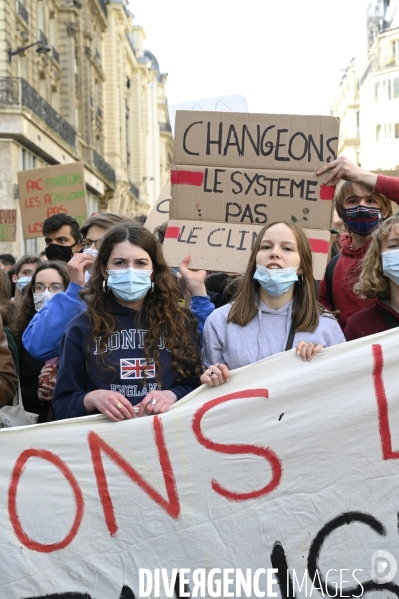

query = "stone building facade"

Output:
[[331, 0, 399, 174], [0, 0, 172, 255]]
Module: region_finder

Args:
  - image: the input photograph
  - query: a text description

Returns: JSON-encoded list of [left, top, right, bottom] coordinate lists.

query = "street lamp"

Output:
[[9, 41, 52, 62]]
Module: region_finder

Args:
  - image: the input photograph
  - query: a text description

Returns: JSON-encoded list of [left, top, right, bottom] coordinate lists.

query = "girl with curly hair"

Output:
[[345, 214, 399, 340], [53, 223, 202, 421]]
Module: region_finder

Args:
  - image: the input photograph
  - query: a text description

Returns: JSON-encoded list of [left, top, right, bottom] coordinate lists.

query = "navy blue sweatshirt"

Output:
[[53, 297, 200, 420]]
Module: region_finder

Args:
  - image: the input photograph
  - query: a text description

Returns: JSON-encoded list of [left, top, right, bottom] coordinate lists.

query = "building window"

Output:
[[86, 191, 99, 215], [395, 123, 399, 139], [388, 79, 392, 100], [393, 40, 399, 66], [394, 77, 399, 99], [22, 148, 37, 170], [375, 81, 380, 101], [376, 124, 381, 141], [125, 99, 130, 164]]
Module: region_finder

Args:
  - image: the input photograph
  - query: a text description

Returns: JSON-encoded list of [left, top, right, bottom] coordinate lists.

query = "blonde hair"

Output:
[[334, 181, 392, 220], [354, 214, 399, 300]]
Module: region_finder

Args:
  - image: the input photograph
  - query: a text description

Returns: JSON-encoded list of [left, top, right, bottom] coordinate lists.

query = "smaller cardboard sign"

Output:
[[163, 220, 330, 279], [144, 182, 171, 234], [17, 162, 88, 240], [173, 111, 339, 171], [170, 165, 334, 230], [0, 210, 17, 241]]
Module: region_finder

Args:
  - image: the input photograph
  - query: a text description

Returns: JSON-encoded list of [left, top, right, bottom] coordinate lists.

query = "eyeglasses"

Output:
[[82, 238, 102, 250], [33, 284, 65, 294]]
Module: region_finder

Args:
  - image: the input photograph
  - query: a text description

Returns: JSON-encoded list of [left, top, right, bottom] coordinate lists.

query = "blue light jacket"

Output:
[[22, 282, 85, 361]]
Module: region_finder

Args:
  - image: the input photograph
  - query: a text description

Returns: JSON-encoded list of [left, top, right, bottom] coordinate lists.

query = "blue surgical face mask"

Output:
[[253, 264, 300, 297], [106, 268, 153, 302], [382, 249, 399, 285], [16, 276, 31, 292]]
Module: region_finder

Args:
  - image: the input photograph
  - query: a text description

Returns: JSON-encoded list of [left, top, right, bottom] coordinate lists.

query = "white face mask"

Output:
[[83, 248, 98, 284], [33, 289, 56, 312], [382, 248, 399, 285]]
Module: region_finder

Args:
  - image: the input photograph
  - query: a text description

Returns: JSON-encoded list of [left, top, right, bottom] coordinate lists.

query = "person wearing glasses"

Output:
[[22, 213, 133, 363], [12, 261, 70, 422]]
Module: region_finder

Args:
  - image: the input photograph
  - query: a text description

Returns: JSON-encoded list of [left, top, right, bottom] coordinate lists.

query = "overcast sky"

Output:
[[128, 0, 372, 116]]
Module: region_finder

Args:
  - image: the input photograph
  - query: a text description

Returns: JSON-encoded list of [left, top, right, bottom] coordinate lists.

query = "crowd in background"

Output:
[[0, 156, 399, 426]]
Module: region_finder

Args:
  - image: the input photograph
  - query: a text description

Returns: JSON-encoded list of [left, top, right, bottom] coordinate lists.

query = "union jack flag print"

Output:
[[120, 358, 155, 379]]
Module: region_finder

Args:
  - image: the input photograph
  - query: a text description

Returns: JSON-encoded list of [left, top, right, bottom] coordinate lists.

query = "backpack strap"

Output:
[[285, 319, 296, 351], [325, 253, 341, 311], [378, 305, 399, 330]]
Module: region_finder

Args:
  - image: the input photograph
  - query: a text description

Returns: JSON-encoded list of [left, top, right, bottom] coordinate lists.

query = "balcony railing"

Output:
[[0, 77, 76, 148], [17, 1, 29, 24], [93, 150, 116, 185]]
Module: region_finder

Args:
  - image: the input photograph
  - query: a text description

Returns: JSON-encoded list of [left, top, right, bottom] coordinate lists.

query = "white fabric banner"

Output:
[[1, 330, 399, 599]]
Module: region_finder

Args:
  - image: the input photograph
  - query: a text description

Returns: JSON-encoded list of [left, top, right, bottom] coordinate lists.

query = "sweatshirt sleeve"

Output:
[[344, 319, 357, 342], [318, 275, 333, 312], [202, 311, 226, 368], [52, 318, 91, 420], [190, 295, 215, 344], [22, 282, 84, 361], [375, 175, 399, 204], [167, 375, 201, 401]]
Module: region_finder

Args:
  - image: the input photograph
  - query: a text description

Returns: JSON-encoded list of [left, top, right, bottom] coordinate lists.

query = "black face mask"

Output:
[[45, 242, 78, 263]]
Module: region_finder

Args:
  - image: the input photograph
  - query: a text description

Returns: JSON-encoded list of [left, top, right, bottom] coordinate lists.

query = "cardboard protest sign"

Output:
[[144, 181, 171, 234], [170, 165, 333, 230], [0, 210, 17, 241], [1, 329, 398, 598], [173, 112, 339, 171], [164, 220, 330, 279], [164, 112, 339, 273], [18, 162, 88, 239]]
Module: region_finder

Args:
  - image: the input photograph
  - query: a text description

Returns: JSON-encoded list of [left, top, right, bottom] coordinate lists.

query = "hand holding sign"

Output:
[[18, 162, 88, 239], [317, 156, 378, 189], [200, 363, 230, 387], [178, 255, 207, 297], [84, 389, 137, 421]]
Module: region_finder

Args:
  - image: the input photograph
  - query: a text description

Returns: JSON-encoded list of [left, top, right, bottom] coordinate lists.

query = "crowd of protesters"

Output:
[[0, 156, 398, 425]]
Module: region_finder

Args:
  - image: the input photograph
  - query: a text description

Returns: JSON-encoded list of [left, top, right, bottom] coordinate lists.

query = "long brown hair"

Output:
[[12, 261, 70, 338], [0, 269, 14, 327], [228, 221, 329, 333], [354, 214, 399, 300], [82, 223, 202, 383]]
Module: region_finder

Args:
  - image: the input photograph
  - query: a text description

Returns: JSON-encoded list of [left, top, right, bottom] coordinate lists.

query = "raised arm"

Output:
[[22, 282, 84, 360], [317, 156, 378, 189]]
